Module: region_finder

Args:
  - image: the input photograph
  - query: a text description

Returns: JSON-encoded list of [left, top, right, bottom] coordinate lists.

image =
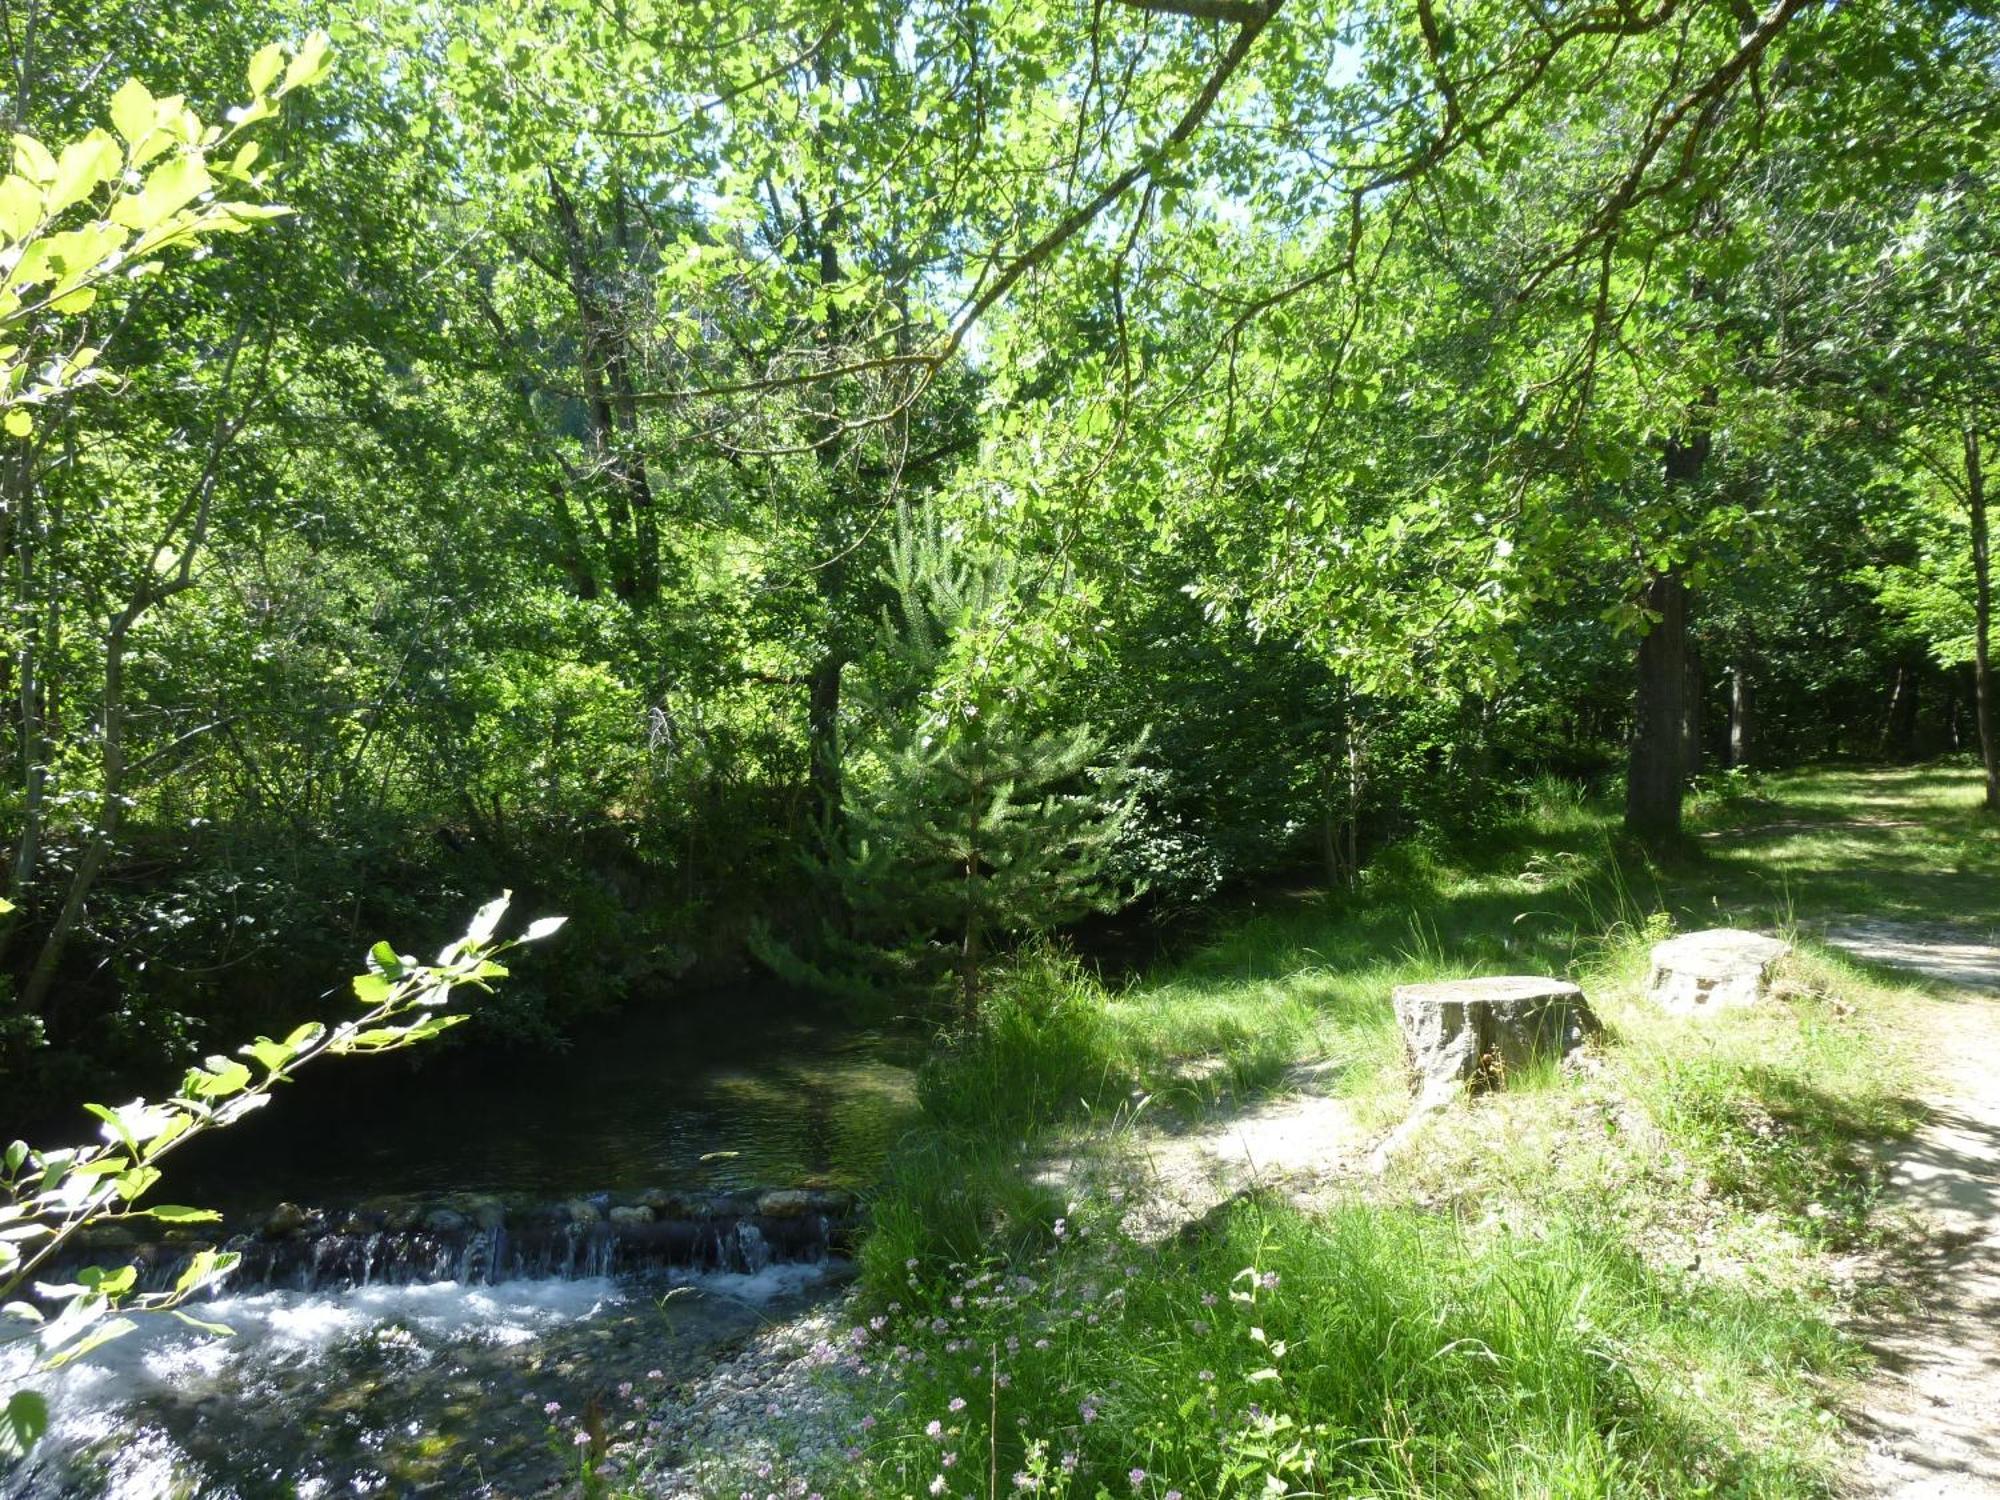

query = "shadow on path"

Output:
[[1845, 958, 2000, 1498]]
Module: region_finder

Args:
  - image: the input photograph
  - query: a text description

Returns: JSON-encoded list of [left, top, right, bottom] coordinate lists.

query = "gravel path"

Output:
[[1843, 927, 2000, 1499], [1824, 920, 2000, 993]]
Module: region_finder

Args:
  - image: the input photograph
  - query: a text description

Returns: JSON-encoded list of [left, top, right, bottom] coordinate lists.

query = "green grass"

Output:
[[835, 1196, 1850, 1499], [826, 764, 1985, 1500]]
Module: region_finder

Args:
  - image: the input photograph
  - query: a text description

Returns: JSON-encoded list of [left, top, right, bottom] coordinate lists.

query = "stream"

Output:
[[3, 986, 917, 1497]]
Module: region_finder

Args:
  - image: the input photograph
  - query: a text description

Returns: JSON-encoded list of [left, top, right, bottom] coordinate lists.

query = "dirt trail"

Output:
[[1837, 931, 2000, 1498], [1033, 1065, 1372, 1244]]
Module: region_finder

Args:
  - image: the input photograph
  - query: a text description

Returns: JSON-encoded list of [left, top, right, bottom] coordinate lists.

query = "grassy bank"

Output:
[[746, 766, 1988, 1498]]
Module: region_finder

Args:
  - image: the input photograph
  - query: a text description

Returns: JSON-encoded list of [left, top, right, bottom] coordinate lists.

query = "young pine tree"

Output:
[[838, 509, 1141, 1018]]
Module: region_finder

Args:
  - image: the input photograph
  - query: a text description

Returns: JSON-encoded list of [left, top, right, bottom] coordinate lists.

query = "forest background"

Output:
[[0, 0, 1994, 1124]]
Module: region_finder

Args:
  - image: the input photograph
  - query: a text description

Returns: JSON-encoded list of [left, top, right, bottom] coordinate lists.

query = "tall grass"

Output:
[[830, 1194, 1848, 1499]]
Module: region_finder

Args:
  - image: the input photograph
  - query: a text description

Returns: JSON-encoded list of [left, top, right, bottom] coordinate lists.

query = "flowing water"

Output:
[[3, 986, 917, 1497]]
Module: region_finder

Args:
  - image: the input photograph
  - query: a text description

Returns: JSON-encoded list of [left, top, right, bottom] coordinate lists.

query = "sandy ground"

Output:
[[1033, 1061, 1374, 1244], [1834, 926, 2000, 1499]]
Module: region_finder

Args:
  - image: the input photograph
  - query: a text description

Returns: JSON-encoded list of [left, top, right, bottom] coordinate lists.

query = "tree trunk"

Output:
[[959, 915, 983, 1025], [1682, 645, 1704, 780], [1879, 655, 1922, 761], [1728, 661, 1753, 768], [1626, 568, 1689, 839], [547, 172, 659, 604], [1625, 418, 1710, 841], [807, 655, 844, 837], [1968, 422, 1997, 810]]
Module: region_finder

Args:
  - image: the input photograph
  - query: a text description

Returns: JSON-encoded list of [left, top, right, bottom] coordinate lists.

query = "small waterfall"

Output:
[[91, 1188, 858, 1297]]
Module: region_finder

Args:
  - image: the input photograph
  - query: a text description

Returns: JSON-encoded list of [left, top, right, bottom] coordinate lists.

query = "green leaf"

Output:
[[522, 915, 567, 942], [143, 1204, 221, 1223], [352, 971, 392, 1006], [109, 152, 212, 233], [366, 940, 406, 979], [109, 79, 155, 146], [174, 1247, 238, 1296], [84, 1101, 137, 1152], [0, 1390, 47, 1461], [240, 1036, 293, 1074], [40, 221, 125, 279], [279, 32, 334, 96], [114, 1165, 162, 1200], [42, 1314, 138, 1368], [10, 134, 55, 186], [170, 1308, 235, 1338], [181, 1056, 252, 1100], [80, 1263, 137, 1296], [247, 44, 285, 97], [2, 1140, 26, 1176], [3, 409, 29, 439], [47, 131, 122, 216], [0, 174, 39, 240], [466, 892, 511, 944]]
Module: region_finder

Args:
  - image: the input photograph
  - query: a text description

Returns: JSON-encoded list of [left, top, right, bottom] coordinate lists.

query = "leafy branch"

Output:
[[0, 31, 332, 436], [0, 892, 564, 1461]]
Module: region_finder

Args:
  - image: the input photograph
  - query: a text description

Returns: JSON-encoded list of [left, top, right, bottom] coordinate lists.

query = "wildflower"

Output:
[[859, 1416, 877, 1431], [647, 1369, 664, 1380], [543, 1401, 562, 1416], [998, 1374, 1012, 1388], [948, 1397, 967, 1413], [1080, 1399, 1099, 1424], [1129, 1468, 1146, 1488], [1190, 1320, 1209, 1337], [1061, 1452, 1078, 1473], [1034, 1338, 1051, 1350], [907, 1258, 920, 1270], [926, 1420, 944, 1440], [1198, 1369, 1215, 1382], [1258, 1271, 1280, 1291], [1013, 1474, 1039, 1492], [930, 1477, 947, 1496], [1200, 1292, 1218, 1307], [572, 1431, 590, 1448], [617, 1382, 633, 1398], [844, 1447, 862, 1461], [943, 1453, 958, 1468], [1167, 1492, 1184, 1499], [870, 1316, 887, 1332], [1052, 1218, 1068, 1240]]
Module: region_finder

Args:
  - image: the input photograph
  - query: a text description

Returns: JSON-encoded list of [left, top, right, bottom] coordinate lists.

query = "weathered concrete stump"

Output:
[[1372, 976, 1596, 1172], [1646, 928, 1792, 1014], [1394, 975, 1597, 1097]]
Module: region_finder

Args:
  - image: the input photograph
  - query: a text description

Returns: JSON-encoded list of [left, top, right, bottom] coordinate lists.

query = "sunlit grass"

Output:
[[836, 763, 1988, 1500]]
